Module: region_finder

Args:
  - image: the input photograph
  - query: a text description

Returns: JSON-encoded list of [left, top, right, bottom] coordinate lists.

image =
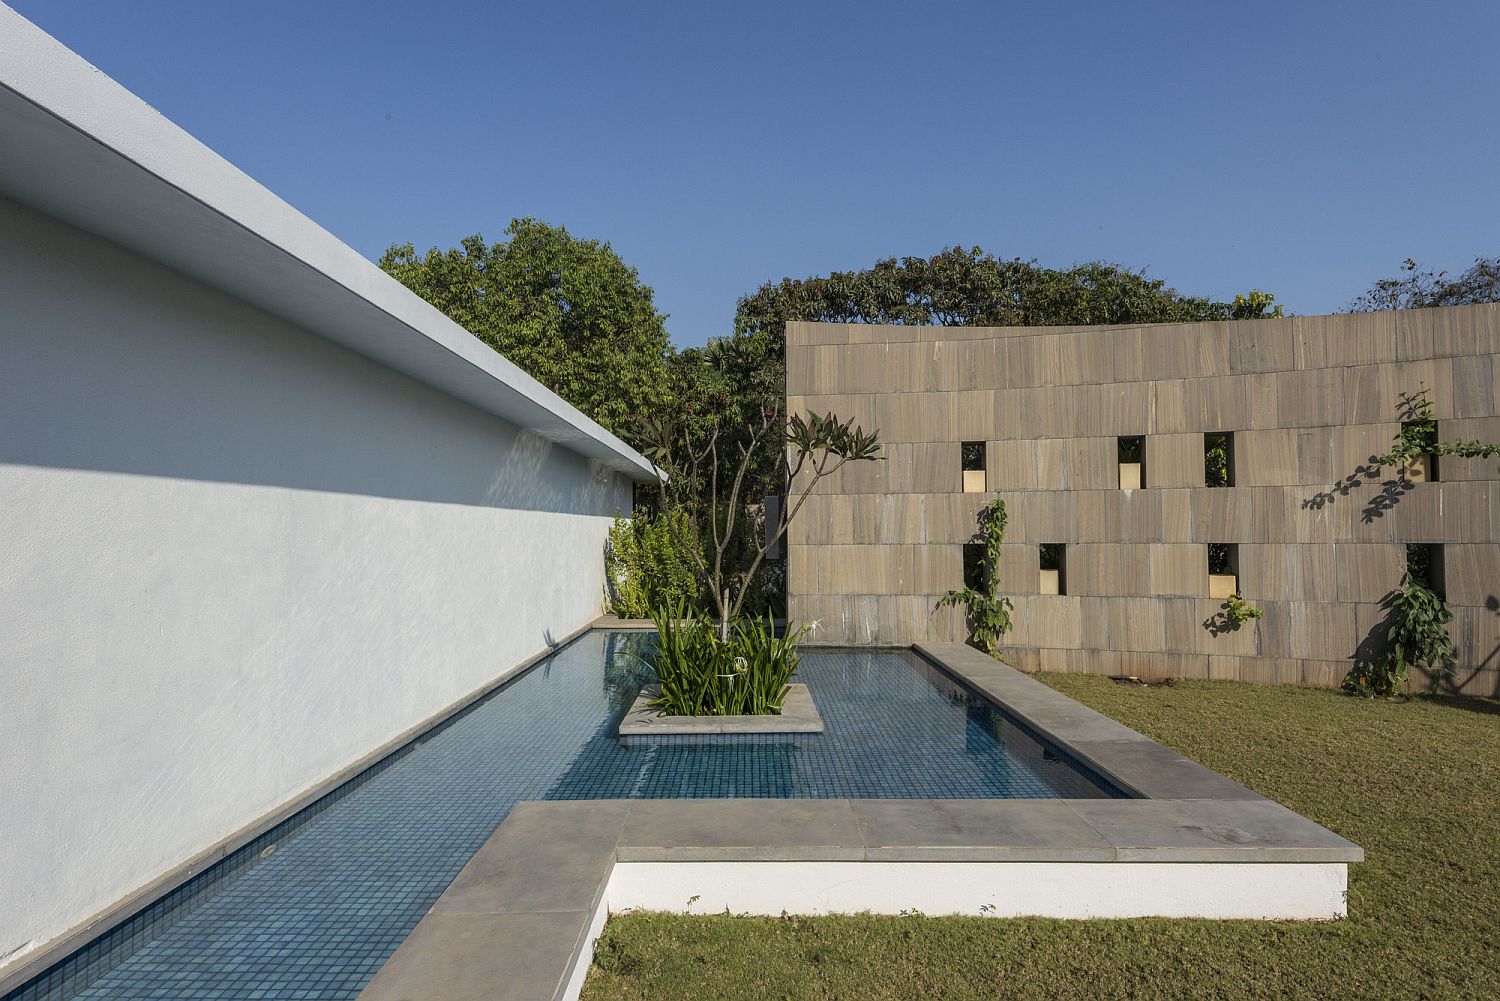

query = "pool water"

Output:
[[10, 631, 1116, 1001]]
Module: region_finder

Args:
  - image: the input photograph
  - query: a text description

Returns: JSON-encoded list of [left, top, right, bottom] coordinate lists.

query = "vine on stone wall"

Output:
[[1375, 385, 1500, 470], [936, 499, 1014, 659], [1347, 571, 1456, 698]]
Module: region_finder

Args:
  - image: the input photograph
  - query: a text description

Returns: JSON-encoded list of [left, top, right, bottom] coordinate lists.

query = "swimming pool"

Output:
[[9, 631, 1117, 1001]]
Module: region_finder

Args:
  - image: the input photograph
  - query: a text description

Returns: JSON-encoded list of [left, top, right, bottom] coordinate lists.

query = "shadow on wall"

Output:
[[1301, 461, 1423, 525], [1465, 596, 1500, 703], [1304, 390, 1499, 524], [1350, 593, 1500, 701], [1349, 602, 1397, 688], [0, 199, 628, 517]]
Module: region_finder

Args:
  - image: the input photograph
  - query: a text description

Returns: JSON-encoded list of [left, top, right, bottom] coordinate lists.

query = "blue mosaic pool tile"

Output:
[[6, 633, 1117, 1001]]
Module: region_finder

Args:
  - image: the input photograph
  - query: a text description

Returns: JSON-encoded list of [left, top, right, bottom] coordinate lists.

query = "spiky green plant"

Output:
[[640, 601, 808, 715]]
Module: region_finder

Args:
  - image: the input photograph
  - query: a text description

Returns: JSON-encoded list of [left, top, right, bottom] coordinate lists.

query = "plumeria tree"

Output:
[[639, 409, 880, 640]]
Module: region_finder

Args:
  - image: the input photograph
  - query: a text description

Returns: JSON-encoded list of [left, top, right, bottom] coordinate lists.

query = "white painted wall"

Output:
[[0, 197, 634, 964], [605, 861, 1350, 921], [552, 860, 1348, 999]]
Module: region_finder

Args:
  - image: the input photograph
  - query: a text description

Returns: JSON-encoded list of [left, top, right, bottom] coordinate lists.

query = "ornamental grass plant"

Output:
[[641, 601, 807, 715]]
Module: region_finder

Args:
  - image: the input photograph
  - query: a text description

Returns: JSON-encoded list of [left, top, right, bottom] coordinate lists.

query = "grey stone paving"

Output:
[[359, 642, 1362, 1001]]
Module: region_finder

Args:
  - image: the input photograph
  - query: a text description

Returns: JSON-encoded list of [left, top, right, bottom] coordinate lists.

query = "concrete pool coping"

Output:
[[0, 619, 613, 999], [357, 638, 1362, 1001], [618, 683, 824, 739]]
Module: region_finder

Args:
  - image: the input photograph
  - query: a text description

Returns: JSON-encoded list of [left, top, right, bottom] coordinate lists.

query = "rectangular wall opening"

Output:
[[1406, 543, 1446, 596], [1208, 543, 1239, 598], [1205, 432, 1235, 487], [961, 441, 987, 493], [1400, 421, 1440, 482], [1039, 543, 1066, 595], [962, 543, 985, 591], [1117, 436, 1145, 489]]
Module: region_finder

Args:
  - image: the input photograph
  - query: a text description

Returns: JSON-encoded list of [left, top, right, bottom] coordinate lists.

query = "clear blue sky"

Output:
[[14, 0, 1499, 347]]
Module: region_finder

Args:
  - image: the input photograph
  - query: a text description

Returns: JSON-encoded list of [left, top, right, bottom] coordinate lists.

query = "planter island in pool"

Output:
[[617, 683, 825, 744], [356, 637, 1361, 1001]]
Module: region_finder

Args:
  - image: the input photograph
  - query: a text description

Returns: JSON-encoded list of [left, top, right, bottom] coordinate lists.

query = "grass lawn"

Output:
[[581, 675, 1499, 1000]]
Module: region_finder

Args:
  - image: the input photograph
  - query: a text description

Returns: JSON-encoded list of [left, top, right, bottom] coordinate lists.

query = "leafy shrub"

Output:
[[640, 408, 880, 634], [1203, 593, 1263, 636], [1222, 593, 1263, 625], [936, 499, 1014, 658], [605, 509, 702, 618], [641, 601, 808, 716], [1346, 572, 1456, 698]]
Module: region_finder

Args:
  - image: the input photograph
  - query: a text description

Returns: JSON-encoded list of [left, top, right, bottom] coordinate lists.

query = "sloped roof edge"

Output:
[[0, 3, 658, 481]]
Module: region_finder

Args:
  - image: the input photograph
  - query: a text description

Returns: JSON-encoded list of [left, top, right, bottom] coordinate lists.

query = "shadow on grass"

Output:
[[1429, 693, 1500, 716]]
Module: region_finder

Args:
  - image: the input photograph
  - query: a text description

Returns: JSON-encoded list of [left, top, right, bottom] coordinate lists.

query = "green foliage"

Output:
[[1348, 256, 1500, 312], [1203, 593, 1262, 636], [708, 249, 1283, 611], [641, 601, 808, 716], [655, 334, 817, 619], [1222, 593, 1263, 625], [604, 510, 702, 618], [1306, 384, 1500, 518], [1229, 289, 1284, 319], [639, 408, 880, 632], [1347, 571, 1457, 698], [379, 218, 671, 445], [1373, 384, 1500, 471], [737, 556, 786, 619], [1344, 642, 1407, 698], [1204, 433, 1232, 487], [936, 499, 1014, 657], [735, 247, 1283, 356], [1405, 543, 1436, 590]]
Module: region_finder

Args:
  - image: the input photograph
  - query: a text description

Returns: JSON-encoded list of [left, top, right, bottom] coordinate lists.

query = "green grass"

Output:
[[582, 676, 1500, 1000]]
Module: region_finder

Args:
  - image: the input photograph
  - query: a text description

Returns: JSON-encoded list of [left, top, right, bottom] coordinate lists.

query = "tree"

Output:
[[1347, 256, 1500, 312], [708, 248, 1282, 612], [656, 333, 791, 615], [734, 246, 1282, 354], [639, 409, 881, 638], [380, 218, 672, 445]]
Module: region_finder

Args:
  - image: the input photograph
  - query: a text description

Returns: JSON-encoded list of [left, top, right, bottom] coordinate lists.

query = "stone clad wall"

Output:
[[784, 305, 1500, 695]]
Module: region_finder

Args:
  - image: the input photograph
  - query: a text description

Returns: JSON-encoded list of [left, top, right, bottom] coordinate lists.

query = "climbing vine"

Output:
[[1347, 570, 1456, 698], [1203, 593, 1263, 636], [936, 499, 1014, 658], [1374, 385, 1500, 470]]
